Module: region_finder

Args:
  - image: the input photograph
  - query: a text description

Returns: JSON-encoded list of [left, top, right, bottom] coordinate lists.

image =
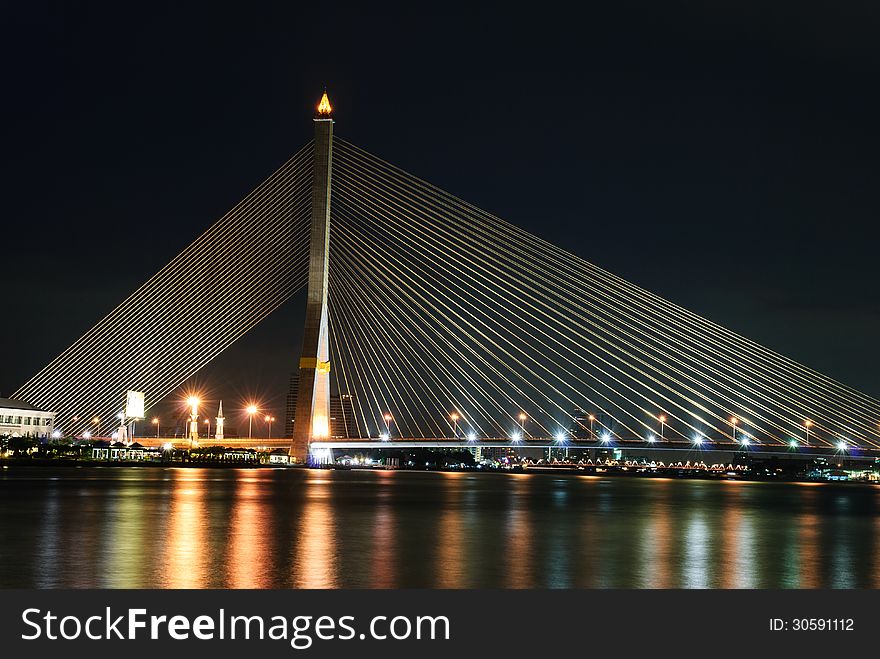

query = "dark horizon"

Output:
[[3, 1, 880, 424]]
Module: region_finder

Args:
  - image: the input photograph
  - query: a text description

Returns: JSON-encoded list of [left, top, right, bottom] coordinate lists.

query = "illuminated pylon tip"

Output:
[[317, 91, 332, 116]]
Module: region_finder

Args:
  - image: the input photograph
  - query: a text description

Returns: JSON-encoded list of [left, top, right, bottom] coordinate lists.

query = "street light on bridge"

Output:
[[383, 413, 393, 438], [518, 413, 527, 437], [730, 416, 738, 443], [588, 414, 595, 440], [153, 417, 159, 438], [804, 419, 813, 445], [92, 416, 100, 437], [658, 414, 667, 440], [449, 412, 459, 438], [246, 404, 258, 439], [265, 415, 275, 440]]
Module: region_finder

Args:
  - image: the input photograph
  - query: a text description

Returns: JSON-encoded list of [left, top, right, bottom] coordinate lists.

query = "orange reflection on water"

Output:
[[504, 474, 534, 588], [640, 481, 673, 588], [226, 474, 272, 588], [434, 472, 465, 588], [371, 470, 397, 588], [292, 471, 338, 588], [797, 508, 821, 588], [164, 470, 208, 588]]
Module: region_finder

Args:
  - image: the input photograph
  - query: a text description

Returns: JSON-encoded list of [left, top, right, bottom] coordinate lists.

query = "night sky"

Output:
[[3, 1, 879, 428]]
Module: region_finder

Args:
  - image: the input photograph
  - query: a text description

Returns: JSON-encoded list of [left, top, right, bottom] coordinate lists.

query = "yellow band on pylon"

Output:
[[299, 358, 331, 373]]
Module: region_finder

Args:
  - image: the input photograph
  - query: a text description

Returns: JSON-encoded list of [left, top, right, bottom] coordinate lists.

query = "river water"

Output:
[[1, 466, 878, 588]]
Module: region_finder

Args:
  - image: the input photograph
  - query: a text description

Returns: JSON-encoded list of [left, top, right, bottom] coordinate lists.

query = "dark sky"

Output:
[[3, 1, 879, 427]]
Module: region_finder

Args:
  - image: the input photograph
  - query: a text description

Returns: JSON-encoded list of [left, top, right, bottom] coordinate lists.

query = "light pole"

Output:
[[804, 419, 812, 445], [204, 418, 210, 439], [265, 415, 275, 440], [384, 413, 393, 438], [588, 414, 595, 440], [658, 414, 667, 441], [518, 413, 527, 437], [247, 405, 258, 439], [450, 412, 459, 438], [153, 417, 160, 438], [92, 416, 100, 438], [730, 416, 738, 443]]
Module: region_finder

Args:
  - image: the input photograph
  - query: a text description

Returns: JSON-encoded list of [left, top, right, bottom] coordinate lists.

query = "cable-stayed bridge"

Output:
[[14, 93, 880, 462]]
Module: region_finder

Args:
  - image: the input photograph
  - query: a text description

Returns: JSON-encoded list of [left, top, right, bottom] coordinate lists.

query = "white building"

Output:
[[0, 398, 56, 438]]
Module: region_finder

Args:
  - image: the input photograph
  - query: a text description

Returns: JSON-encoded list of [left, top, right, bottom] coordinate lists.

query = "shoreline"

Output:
[[2, 458, 878, 486]]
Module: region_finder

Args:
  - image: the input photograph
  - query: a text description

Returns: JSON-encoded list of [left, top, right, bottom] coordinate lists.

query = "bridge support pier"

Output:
[[291, 94, 333, 463]]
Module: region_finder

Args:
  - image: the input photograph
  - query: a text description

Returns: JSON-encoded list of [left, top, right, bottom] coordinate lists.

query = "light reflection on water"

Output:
[[1, 467, 880, 588]]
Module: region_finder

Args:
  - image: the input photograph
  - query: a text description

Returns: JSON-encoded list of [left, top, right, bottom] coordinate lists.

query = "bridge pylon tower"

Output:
[[290, 91, 334, 462]]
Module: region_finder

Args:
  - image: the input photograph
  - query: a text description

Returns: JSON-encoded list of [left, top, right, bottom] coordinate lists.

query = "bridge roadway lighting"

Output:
[[380, 432, 390, 442], [383, 413, 393, 437], [153, 417, 160, 438], [205, 418, 211, 438], [646, 433, 656, 444], [600, 431, 611, 444], [658, 414, 667, 440], [789, 439, 799, 449], [837, 440, 848, 452], [265, 415, 275, 440], [246, 404, 258, 439], [467, 432, 476, 442], [511, 431, 522, 442], [518, 413, 527, 437], [693, 433, 703, 446], [82, 431, 91, 440], [450, 412, 460, 438], [92, 417, 100, 437], [729, 416, 738, 443], [804, 420, 813, 445], [588, 414, 595, 440]]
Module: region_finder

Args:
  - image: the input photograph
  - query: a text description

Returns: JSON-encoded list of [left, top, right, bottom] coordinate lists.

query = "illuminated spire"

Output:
[[317, 90, 332, 117], [215, 400, 225, 442]]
